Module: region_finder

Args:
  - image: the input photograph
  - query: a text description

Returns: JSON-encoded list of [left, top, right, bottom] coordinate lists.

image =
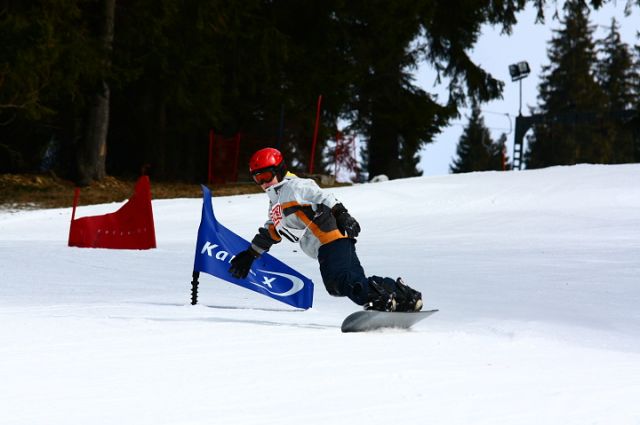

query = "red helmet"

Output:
[[249, 147, 287, 183]]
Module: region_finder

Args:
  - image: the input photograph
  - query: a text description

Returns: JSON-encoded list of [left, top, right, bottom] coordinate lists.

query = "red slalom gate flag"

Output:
[[68, 176, 157, 249]]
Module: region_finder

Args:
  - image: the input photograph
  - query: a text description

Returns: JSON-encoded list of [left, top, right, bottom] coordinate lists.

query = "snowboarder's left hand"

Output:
[[332, 203, 361, 238], [229, 248, 259, 279]]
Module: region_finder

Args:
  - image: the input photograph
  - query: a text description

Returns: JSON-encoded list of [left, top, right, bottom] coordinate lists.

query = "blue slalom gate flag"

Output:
[[193, 185, 314, 309]]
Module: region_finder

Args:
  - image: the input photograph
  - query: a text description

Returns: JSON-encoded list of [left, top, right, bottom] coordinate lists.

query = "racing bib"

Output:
[[270, 202, 304, 243]]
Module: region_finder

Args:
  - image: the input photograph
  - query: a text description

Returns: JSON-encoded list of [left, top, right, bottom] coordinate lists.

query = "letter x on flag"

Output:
[[193, 185, 314, 309]]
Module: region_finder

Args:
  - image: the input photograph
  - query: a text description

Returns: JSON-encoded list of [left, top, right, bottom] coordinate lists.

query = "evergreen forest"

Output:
[[1, 0, 639, 185]]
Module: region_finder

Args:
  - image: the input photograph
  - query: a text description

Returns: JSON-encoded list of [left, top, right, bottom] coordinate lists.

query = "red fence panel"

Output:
[[68, 176, 156, 250]]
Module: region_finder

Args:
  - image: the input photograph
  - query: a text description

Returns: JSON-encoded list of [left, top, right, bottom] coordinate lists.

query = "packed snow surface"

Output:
[[1, 164, 639, 425]]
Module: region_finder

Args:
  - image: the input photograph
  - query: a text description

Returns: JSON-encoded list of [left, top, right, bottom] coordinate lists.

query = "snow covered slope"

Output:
[[1, 164, 639, 425]]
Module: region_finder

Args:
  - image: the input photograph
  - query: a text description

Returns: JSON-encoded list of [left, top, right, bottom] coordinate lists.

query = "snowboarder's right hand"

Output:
[[229, 248, 260, 279]]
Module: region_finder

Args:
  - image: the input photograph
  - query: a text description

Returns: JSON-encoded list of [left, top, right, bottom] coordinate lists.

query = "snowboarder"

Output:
[[229, 147, 423, 312]]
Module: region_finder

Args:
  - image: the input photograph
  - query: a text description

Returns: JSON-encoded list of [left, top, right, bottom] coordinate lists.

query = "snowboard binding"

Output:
[[363, 279, 397, 312], [363, 276, 423, 312], [394, 277, 423, 312]]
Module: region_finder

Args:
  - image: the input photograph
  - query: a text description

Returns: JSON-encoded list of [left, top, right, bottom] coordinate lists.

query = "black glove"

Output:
[[332, 203, 361, 238], [229, 248, 260, 279]]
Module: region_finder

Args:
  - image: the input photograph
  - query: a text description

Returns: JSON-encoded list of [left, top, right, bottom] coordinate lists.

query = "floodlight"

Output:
[[509, 61, 530, 82]]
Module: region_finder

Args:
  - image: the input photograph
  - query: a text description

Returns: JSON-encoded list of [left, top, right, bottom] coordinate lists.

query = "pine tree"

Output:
[[526, 1, 610, 168], [339, 1, 451, 179], [596, 18, 639, 163], [628, 31, 640, 162], [634, 38, 640, 161], [450, 104, 504, 173]]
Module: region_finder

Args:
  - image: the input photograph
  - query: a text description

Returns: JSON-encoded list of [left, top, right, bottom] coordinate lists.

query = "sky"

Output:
[[414, 2, 640, 176], [2, 164, 639, 424]]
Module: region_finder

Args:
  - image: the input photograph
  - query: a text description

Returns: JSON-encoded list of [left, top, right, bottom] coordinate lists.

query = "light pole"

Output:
[[508, 61, 530, 116], [508, 61, 530, 170]]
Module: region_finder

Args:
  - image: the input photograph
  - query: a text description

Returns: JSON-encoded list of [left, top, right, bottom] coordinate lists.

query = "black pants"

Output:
[[317, 238, 369, 305]]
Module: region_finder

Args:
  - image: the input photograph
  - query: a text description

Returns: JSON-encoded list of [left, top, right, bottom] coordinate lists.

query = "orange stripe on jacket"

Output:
[[294, 210, 346, 245], [268, 224, 282, 242], [281, 201, 308, 210]]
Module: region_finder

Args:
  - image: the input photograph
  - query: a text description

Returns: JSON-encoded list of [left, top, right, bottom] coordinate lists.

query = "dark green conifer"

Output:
[[597, 18, 640, 163], [526, 1, 609, 168], [450, 104, 506, 173]]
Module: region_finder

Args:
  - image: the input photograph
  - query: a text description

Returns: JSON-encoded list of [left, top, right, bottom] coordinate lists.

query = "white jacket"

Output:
[[254, 173, 347, 259]]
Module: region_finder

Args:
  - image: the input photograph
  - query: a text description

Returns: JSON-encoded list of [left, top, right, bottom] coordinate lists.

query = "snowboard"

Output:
[[341, 309, 438, 333]]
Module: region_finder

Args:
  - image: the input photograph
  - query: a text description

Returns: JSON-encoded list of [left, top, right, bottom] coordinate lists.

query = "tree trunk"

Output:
[[77, 0, 115, 185], [79, 81, 110, 183]]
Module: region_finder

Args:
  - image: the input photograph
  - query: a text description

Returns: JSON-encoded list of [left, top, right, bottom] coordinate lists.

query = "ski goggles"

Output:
[[251, 167, 277, 184]]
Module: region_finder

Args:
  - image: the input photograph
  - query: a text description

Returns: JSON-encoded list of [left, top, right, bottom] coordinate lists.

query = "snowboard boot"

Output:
[[394, 278, 423, 312], [363, 279, 396, 312]]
